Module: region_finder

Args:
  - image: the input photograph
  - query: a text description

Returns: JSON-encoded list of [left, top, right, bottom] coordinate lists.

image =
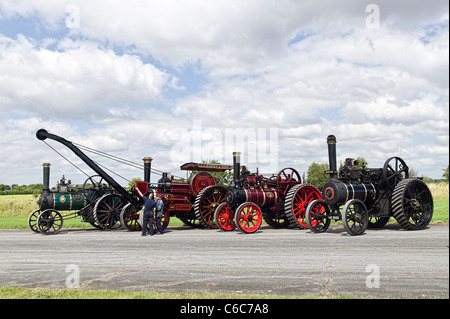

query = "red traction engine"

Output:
[[213, 152, 323, 233], [120, 160, 232, 231]]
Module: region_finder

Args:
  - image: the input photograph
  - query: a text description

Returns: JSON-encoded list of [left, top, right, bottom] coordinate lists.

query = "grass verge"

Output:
[[0, 286, 356, 299]]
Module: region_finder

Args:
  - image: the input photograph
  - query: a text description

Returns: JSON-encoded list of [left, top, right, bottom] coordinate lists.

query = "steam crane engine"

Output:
[[305, 135, 434, 236], [29, 129, 146, 234]]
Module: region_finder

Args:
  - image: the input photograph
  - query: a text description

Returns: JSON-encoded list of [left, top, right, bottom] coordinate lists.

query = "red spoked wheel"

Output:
[[214, 202, 236, 231], [285, 184, 323, 228], [234, 202, 262, 234], [120, 203, 142, 231]]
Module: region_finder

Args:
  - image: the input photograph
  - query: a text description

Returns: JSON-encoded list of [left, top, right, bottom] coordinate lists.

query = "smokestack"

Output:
[[143, 157, 153, 183], [233, 152, 241, 188], [42, 163, 51, 194], [326, 135, 338, 179]]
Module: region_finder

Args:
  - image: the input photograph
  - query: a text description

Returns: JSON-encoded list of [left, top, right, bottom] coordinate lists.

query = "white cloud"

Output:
[[0, 34, 171, 120], [0, 0, 448, 184], [343, 94, 448, 124]]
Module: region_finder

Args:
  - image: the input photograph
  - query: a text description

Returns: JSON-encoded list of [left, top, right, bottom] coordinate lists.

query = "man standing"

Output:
[[136, 187, 156, 236], [154, 194, 165, 234]]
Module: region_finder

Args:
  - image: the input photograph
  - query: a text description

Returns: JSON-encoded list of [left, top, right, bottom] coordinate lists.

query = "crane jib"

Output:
[[36, 129, 139, 207]]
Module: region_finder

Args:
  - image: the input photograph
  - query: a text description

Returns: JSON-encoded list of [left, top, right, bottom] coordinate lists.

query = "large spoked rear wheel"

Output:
[[285, 184, 323, 228], [391, 179, 433, 230], [305, 200, 331, 233], [194, 185, 227, 228], [93, 194, 125, 230], [342, 199, 368, 236]]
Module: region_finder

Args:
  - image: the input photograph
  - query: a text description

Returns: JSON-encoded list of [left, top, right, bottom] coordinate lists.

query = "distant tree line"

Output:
[[0, 184, 44, 195]]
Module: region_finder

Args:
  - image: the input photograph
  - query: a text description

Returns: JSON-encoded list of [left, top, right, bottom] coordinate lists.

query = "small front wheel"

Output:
[[214, 203, 236, 231], [234, 202, 262, 234], [342, 199, 368, 236], [37, 209, 63, 235], [28, 209, 41, 233], [305, 200, 331, 233]]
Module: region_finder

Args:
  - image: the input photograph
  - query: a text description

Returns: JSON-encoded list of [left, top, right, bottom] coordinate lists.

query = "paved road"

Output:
[[0, 224, 448, 298]]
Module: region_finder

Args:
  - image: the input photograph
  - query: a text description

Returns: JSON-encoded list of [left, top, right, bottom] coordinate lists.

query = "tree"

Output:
[[306, 162, 329, 190], [444, 165, 449, 182], [128, 177, 142, 191], [0, 184, 11, 192]]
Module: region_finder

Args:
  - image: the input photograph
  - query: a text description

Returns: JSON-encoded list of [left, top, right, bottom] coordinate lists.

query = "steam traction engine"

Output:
[[121, 161, 231, 231], [213, 152, 323, 233], [305, 135, 434, 236], [30, 129, 230, 234]]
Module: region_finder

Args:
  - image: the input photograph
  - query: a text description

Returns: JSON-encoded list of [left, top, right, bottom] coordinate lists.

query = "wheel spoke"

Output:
[[194, 186, 227, 228]]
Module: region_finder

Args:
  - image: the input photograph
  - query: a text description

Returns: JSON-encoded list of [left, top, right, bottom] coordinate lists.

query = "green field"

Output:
[[0, 183, 448, 229]]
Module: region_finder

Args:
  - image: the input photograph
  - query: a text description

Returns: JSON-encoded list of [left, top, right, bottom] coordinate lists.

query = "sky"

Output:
[[0, 0, 448, 187]]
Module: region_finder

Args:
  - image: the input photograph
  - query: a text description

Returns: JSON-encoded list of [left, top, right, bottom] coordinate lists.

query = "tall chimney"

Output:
[[326, 135, 338, 179], [143, 157, 153, 183], [42, 163, 51, 194], [233, 152, 241, 188]]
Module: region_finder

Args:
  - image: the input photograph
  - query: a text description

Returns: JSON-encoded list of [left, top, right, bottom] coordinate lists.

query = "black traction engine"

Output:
[[305, 135, 434, 236]]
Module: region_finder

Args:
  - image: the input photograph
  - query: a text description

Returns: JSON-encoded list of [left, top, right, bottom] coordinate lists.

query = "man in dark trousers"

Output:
[[154, 194, 165, 234], [136, 187, 156, 236]]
